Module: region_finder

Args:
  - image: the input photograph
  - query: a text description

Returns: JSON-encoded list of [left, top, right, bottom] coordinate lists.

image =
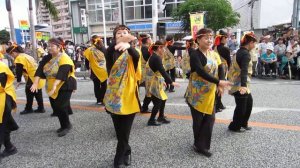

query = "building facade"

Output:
[[86, 0, 186, 38], [36, 0, 72, 41]]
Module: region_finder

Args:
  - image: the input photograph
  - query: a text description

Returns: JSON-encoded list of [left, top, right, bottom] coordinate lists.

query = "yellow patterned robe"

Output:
[[228, 54, 252, 95], [0, 62, 17, 123], [43, 53, 76, 99], [185, 51, 220, 115], [83, 45, 108, 82], [104, 50, 142, 115], [14, 53, 45, 89]]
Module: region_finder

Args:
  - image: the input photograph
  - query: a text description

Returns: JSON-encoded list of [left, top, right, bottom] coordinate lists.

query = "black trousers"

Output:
[[229, 92, 253, 130], [49, 91, 72, 129], [264, 62, 277, 74], [167, 68, 176, 91], [25, 82, 44, 110], [189, 103, 215, 151], [141, 96, 152, 111], [93, 78, 107, 103], [149, 96, 166, 121], [0, 95, 19, 150], [215, 94, 224, 110], [111, 113, 135, 166]]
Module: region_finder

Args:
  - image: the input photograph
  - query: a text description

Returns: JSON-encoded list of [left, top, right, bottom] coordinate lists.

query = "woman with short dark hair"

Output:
[[30, 37, 77, 137], [228, 32, 258, 132], [185, 28, 231, 157]]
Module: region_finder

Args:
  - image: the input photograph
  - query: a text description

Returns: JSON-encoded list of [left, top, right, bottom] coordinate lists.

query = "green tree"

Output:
[[35, 0, 59, 20], [172, 0, 240, 32], [0, 29, 11, 44]]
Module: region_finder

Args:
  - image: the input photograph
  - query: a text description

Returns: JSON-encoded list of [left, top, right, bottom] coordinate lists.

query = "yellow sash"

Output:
[[228, 54, 253, 95], [182, 52, 191, 76], [0, 62, 17, 123], [43, 53, 76, 99], [163, 47, 175, 71], [14, 53, 45, 89], [145, 61, 167, 100], [83, 46, 108, 82], [104, 50, 141, 115], [185, 51, 219, 115], [139, 48, 147, 84]]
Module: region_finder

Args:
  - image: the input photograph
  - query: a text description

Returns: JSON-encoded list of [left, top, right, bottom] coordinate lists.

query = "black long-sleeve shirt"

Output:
[[148, 53, 173, 84], [15, 63, 24, 83], [106, 42, 140, 75], [236, 47, 251, 87], [167, 45, 186, 55], [217, 44, 231, 68], [0, 73, 7, 88], [141, 45, 151, 62], [35, 54, 77, 90], [189, 49, 220, 84]]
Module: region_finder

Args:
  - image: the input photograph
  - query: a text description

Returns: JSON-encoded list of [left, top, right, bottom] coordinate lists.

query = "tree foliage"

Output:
[[0, 29, 11, 44], [36, 0, 59, 20], [172, 0, 240, 32]]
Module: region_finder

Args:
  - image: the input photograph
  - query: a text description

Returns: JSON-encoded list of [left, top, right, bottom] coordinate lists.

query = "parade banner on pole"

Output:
[[190, 13, 205, 39], [19, 20, 29, 30]]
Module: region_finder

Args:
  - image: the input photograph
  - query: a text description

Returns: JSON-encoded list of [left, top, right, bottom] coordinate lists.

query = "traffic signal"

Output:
[[157, 22, 166, 36]]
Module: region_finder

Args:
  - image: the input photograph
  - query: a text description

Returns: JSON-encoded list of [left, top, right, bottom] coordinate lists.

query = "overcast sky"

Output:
[[0, 0, 36, 30]]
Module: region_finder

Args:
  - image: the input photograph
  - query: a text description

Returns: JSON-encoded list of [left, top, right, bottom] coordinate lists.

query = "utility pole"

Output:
[[5, 0, 16, 42], [152, 0, 158, 41], [292, 0, 300, 29], [29, 0, 37, 60], [101, 0, 107, 47], [249, 0, 258, 31]]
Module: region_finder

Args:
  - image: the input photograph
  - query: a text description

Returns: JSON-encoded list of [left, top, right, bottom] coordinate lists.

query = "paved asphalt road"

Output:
[[1, 78, 300, 168]]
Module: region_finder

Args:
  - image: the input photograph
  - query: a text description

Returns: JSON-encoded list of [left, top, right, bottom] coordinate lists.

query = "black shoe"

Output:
[[56, 128, 64, 133], [50, 113, 57, 117], [140, 109, 151, 113], [242, 126, 252, 131], [34, 109, 46, 113], [96, 102, 104, 106], [216, 108, 222, 113], [1, 146, 17, 157], [124, 154, 131, 166], [147, 120, 161, 126], [193, 145, 212, 158], [157, 116, 171, 124], [220, 105, 226, 110], [169, 89, 175, 93], [114, 164, 126, 168], [57, 126, 72, 137], [228, 128, 246, 133], [20, 109, 33, 115]]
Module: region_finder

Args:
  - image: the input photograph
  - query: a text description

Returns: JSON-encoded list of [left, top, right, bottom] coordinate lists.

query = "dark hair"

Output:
[[113, 25, 130, 39], [140, 34, 150, 44], [91, 35, 103, 50], [240, 34, 257, 46], [152, 41, 164, 51], [6, 45, 24, 54], [196, 28, 213, 39], [166, 35, 174, 42], [48, 37, 65, 51]]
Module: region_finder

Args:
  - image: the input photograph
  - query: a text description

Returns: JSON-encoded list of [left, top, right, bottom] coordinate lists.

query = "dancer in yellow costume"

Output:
[[185, 28, 231, 157], [31, 38, 77, 137], [146, 41, 180, 126], [228, 32, 257, 132], [6, 44, 46, 114], [0, 62, 18, 159], [104, 25, 141, 168], [84, 35, 108, 105], [139, 33, 153, 113], [214, 30, 231, 112]]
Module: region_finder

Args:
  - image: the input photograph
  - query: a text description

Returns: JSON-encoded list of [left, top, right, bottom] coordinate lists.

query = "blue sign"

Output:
[[128, 21, 182, 30]]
